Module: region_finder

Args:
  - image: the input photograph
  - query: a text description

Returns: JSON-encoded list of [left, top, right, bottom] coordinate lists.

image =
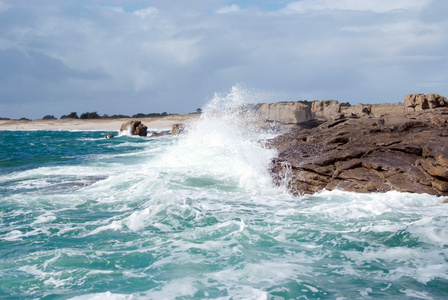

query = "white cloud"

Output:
[[215, 4, 241, 14], [283, 0, 432, 14], [340, 20, 442, 60], [142, 37, 203, 65], [133, 7, 158, 18]]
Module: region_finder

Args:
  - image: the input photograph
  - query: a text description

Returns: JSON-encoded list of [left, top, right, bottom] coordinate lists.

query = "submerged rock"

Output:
[[150, 131, 170, 137], [147, 124, 187, 137], [269, 100, 448, 196]]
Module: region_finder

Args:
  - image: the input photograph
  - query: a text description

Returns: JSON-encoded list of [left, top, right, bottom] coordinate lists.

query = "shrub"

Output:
[[110, 114, 130, 118], [80, 112, 101, 119], [61, 112, 79, 119], [42, 115, 57, 120]]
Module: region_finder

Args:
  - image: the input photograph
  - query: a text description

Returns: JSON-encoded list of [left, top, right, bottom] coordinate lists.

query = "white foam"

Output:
[[304, 190, 444, 221], [85, 220, 122, 236], [143, 278, 198, 299], [2, 228, 50, 241], [69, 291, 135, 300], [32, 213, 57, 225], [400, 289, 432, 299], [124, 208, 151, 231], [18, 265, 47, 277]]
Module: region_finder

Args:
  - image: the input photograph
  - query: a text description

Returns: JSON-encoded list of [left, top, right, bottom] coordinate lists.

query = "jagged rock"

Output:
[[105, 133, 115, 138], [341, 102, 373, 118], [269, 107, 448, 196], [119, 120, 148, 136], [404, 93, 448, 111]]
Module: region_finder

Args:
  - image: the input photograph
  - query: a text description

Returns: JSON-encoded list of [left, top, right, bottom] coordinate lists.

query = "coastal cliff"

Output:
[[268, 94, 448, 196]]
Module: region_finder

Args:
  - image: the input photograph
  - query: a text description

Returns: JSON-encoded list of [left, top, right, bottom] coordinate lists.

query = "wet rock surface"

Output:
[[269, 107, 448, 196], [120, 120, 148, 136]]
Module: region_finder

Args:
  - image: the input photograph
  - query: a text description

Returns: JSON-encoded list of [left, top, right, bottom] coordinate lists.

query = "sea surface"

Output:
[[1, 88, 448, 299]]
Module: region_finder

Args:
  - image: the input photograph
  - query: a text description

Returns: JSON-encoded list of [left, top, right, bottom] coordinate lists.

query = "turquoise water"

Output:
[[1, 91, 448, 299]]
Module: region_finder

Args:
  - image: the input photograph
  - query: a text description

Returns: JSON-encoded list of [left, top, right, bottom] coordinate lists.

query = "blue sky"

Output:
[[0, 0, 447, 119]]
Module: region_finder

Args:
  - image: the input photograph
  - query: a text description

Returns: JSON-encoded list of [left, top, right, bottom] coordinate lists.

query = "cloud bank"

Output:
[[0, 0, 446, 119]]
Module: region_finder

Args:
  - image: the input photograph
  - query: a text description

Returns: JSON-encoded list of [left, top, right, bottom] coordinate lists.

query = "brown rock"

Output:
[[427, 165, 448, 180], [257, 102, 313, 124], [119, 120, 148, 136], [404, 93, 448, 111], [312, 100, 341, 120], [341, 102, 372, 118], [426, 93, 448, 109], [150, 131, 169, 137], [436, 154, 448, 168], [269, 105, 448, 196], [432, 179, 448, 193]]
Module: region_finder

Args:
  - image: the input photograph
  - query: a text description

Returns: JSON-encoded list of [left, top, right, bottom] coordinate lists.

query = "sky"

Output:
[[0, 0, 447, 119]]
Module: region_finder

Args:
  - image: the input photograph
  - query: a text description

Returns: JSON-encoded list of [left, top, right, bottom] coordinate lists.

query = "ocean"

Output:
[[1, 88, 448, 299]]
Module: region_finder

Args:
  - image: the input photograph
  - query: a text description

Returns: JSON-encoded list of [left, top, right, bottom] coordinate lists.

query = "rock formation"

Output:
[[341, 103, 373, 118], [119, 120, 148, 136], [254, 100, 382, 124], [269, 94, 448, 196], [257, 102, 313, 124], [404, 93, 448, 111], [311, 100, 341, 120]]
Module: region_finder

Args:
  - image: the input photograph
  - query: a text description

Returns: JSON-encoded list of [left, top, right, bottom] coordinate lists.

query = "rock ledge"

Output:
[[269, 95, 448, 196]]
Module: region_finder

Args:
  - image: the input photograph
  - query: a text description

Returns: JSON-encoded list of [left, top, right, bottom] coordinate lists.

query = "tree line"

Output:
[[42, 111, 172, 120], [1, 110, 202, 121]]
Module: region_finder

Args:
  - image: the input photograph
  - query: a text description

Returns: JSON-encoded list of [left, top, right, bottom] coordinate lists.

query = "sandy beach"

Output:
[[0, 114, 200, 131]]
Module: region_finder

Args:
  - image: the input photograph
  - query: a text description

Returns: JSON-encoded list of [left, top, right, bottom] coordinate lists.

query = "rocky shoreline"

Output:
[[266, 94, 448, 196]]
